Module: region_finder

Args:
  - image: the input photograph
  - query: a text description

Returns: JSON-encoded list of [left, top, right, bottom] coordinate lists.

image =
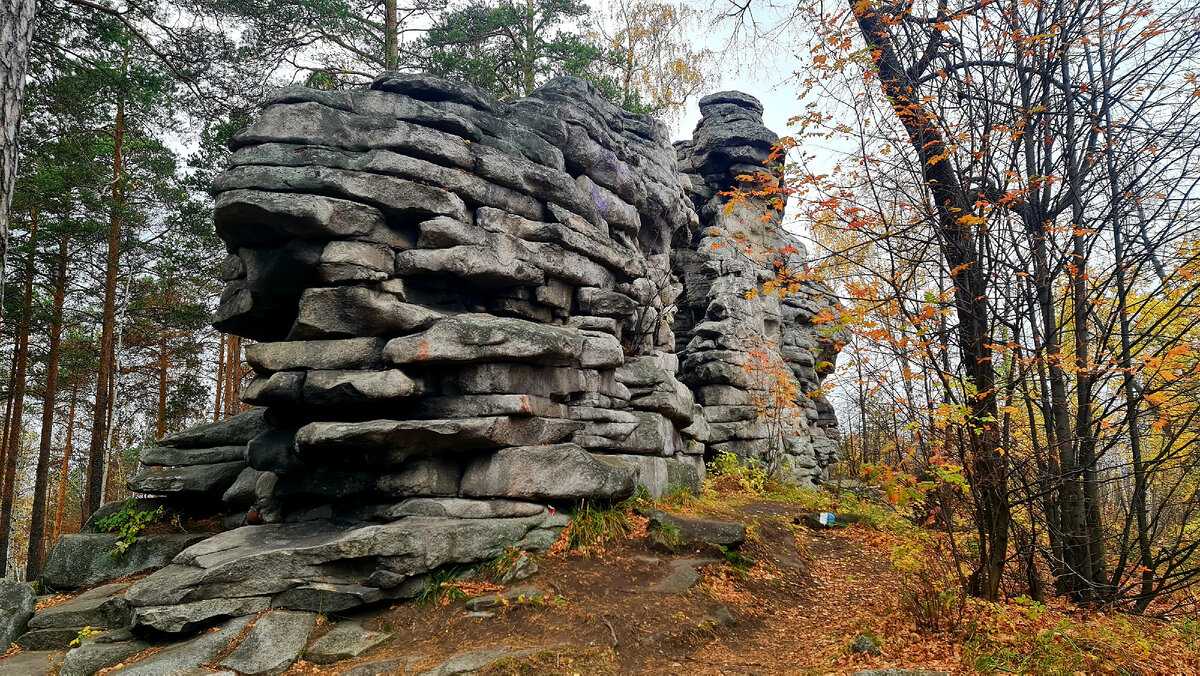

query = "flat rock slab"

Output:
[[417, 646, 539, 676], [16, 628, 82, 651], [648, 564, 702, 594], [160, 407, 268, 449], [220, 610, 317, 676], [644, 509, 746, 547], [344, 656, 425, 676], [29, 583, 131, 629], [0, 650, 65, 675], [135, 596, 271, 633], [464, 587, 547, 611], [42, 533, 210, 589], [59, 641, 147, 676], [304, 620, 391, 664], [0, 579, 35, 649], [110, 616, 252, 675]]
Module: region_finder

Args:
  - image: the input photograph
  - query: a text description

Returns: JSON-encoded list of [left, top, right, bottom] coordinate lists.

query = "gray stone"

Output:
[[139, 445, 246, 467], [219, 610, 316, 676], [222, 467, 264, 506], [159, 407, 268, 449], [389, 498, 546, 520], [0, 651, 65, 675], [28, 583, 131, 629], [417, 646, 539, 676], [134, 596, 270, 633], [59, 641, 147, 676], [295, 417, 580, 465], [41, 533, 210, 590], [302, 368, 419, 405], [461, 444, 635, 501], [851, 635, 882, 656], [214, 189, 398, 247], [417, 394, 567, 419], [304, 621, 391, 664], [647, 564, 702, 594], [126, 461, 245, 496], [499, 554, 538, 584], [644, 509, 746, 547], [463, 587, 547, 611], [242, 370, 305, 406], [0, 580, 35, 649], [15, 627, 79, 651], [384, 316, 583, 366], [344, 657, 425, 676], [109, 616, 252, 675], [244, 337, 385, 373], [271, 583, 386, 613], [290, 287, 444, 340]]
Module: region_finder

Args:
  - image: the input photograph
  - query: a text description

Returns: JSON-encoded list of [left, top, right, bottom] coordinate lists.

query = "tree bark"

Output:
[[156, 332, 168, 439], [384, 0, 399, 70], [0, 211, 37, 575], [26, 230, 69, 579], [52, 383, 78, 542], [0, 0, 38, 327], [851, 3, 1009, 599], [86, 92, 124, 519], [213, 332, 225, 421]]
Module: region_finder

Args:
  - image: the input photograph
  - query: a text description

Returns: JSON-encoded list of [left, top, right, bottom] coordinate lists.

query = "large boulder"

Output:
[[41, 533, 210, 589], [0, 579, 36, 649]]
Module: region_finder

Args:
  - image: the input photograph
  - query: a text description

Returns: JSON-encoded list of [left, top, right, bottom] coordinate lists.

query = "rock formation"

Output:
[[34, 74, 843, 634]]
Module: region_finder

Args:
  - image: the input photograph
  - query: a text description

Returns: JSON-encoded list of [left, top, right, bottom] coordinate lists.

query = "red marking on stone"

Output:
[[416, 339, 430, 361]]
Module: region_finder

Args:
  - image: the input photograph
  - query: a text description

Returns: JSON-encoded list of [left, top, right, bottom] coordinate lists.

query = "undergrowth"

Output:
[[89, 500, 169, 559], [564, 500, 633, 557]]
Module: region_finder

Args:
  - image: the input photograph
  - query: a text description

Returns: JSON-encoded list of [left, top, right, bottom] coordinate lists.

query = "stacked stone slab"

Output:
[[673, 91, 845, 487], [35, 75, 842, 634]]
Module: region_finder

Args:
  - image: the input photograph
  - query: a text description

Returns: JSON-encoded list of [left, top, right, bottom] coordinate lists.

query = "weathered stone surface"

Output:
[[648, 564, 702, 594], [127, 461, 245, 496], [418, 646, 540, 676], [499, 553, 539, 584], [245, 338, 385, 373], [384, 316, 583, 366], [15, 627, 79, 651], [304, 621, 391, 664], [109, 616, 252, 675], [295, 417, 581, 465], [464, 587, 547, 611], [134, 596, 271, 633], [302, 369, 419, 405], [124, 515, 552, 611], [461, 444, 635, 501], [0, 580, 35, 649], [59, 641, 147, 676], [28, 583, 131, 629], [159, 407, 268, 449], [219, 610, 316, 676], [0, 651, 65, 675], [291, 286, 444, 339], [644, 509, 746, 547], [389, 498, 546, 520], [41, 533, 210, 590], [140, 445, 246, 467]]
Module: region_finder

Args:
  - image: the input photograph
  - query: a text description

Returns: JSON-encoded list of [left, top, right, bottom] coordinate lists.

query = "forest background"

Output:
[[3, 0, 1200, 638]]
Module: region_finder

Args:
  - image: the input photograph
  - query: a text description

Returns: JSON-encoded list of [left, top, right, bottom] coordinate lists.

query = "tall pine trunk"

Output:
[[0, 211, 37, 574], [27, 230, 69, 578], [52, 383, 78, 543], [156, 333, 168, 439], [86, 94, 124, 518]]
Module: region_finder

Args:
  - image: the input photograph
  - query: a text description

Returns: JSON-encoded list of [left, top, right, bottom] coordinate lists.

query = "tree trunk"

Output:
[[0, 0, 38, 326], [384, 0, 399, 70], [0, 211, 37, 575], [86, 93, 124, 519], [851, 3, 1008, 599], [156, 332, 168, 439], [213, 332, 225, 421], [26, 230, 68, 578], [52, 383, 78, 542]]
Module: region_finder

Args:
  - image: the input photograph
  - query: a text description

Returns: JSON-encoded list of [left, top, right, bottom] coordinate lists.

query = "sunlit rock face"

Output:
[[105, 75, 843, 627]]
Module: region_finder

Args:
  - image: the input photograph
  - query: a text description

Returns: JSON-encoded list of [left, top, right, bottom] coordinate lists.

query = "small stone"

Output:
[[851, 635, 882, 656], [648, 564, 701, 594], [304, 621, 391, 664], [464, 611, 495, 619], [643, 509, 746, 547], [219, 610, 317, 676], [499, 554, 539, 584], [464, 587, 547, 611]]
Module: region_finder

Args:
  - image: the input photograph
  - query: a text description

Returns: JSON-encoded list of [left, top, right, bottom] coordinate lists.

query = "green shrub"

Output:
[[566, 500, 632, 556], [91, 500, 165, 559]]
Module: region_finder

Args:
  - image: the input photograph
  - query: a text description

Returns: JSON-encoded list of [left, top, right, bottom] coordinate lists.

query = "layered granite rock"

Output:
[[38, 74, 841, 633], [675, 92, 845, 486]]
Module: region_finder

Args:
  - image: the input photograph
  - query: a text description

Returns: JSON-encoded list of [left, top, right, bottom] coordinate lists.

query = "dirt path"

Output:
[[288, 499, 967, 676]]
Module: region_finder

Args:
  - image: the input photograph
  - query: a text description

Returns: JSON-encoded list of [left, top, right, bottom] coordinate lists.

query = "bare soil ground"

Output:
[[285, 498, 965, 675]]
